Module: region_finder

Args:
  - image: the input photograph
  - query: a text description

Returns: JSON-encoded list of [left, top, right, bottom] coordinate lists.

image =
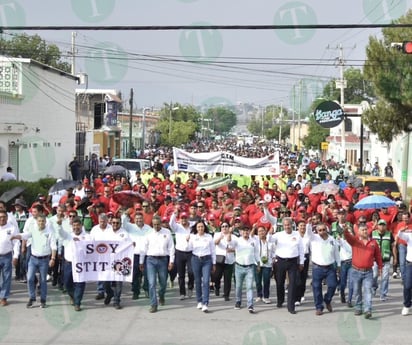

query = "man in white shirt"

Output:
[[122, 212, 153, 300], [15, 214, 57, 308], [140, 215, 175, 313], [90, 213, 113, 300], [56, 215, 89, 311], [305, 222, 341, 315], [0, 167, 16, 181], [169, 210, 194, 300], [232, 225, 260, 314], [270, 217, 304, 314], [0, 210, 20, 306]]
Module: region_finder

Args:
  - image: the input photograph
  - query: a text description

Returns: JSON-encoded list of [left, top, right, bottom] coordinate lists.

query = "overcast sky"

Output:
[[1, 0, 410, 111]]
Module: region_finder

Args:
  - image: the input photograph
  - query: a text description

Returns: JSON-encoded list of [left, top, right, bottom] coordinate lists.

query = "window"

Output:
[[0, 61, 22, 96]]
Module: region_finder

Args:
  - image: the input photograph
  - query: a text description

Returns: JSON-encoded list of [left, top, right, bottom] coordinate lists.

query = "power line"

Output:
[[2, 23, 412, 31]]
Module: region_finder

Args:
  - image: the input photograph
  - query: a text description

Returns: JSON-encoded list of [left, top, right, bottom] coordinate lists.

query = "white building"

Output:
[[327, 102, 410, 189], [0, 56, 78, 181]]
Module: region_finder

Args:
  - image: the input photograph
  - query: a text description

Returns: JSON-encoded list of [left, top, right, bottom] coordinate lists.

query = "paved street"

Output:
[[0, 275, 411, 345]]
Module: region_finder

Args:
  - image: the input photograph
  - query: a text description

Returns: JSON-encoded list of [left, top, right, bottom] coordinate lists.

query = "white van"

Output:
[[112, 158, 152, 177]]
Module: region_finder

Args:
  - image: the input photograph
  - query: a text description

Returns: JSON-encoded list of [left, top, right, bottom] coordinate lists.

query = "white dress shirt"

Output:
[[21, 223, 57, 256], [214, 233, 236, 265], [188, 233, 216, 264], [269, 231, 305, 265], [90, 224, 114, 241], [231, 236, 260, 266], [397, 231, 412, 262], [0, 223, 20, 258], [305, 230, 341, 267], [169, 213, 191, 252], [140, 227, 175, 264], [121, 215, 153, 255]]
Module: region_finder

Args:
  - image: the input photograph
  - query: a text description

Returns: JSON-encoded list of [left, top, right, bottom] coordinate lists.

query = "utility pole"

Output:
[[128, 88, 133, 158], [298, 79, 303, 151], [334, 44, 347, 162], [279, 103, 283, 145], [71, 32, 77, 75]]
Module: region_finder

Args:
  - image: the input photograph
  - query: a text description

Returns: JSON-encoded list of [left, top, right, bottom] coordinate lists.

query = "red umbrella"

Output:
[[112, 190, 146, 208]]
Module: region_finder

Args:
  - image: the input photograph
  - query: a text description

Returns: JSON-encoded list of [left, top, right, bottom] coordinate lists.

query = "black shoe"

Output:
[[114, 304, 122, 310], [215, 289, 220, 297], [149, 305, 158, 313], [104, 293, 114, 305], [289, 310, 297, 314], [224, 296, 230, 301], [95, 293, 105, 300], [276, 303, 283, 308], [234, 302, 241, 310], [26, 299, 34, 308], [340, 295, 346, 304], [364, 312, 372, 319], [132, 293, 139, 300], [248, 306, 256, 314], [159, 297, 165, 306], [40, 302, 46, 308]]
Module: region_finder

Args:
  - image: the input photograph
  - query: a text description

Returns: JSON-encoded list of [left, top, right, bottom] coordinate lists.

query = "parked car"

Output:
[[112, 158, 151, 177], [354, 175, 401, 199]]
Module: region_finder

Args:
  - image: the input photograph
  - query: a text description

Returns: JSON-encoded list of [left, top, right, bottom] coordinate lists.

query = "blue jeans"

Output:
[[312, 264, 337, 311], [63, 260, 85, 307], [0, 252, 13, 299], [403, 262, 412, 308], [235, 264, 256, 308], [373, 261, 391, 299], [27, 256, 49, 302], [255, 266, 272, 299], [191, 255, 212, 305], [398, 244, 407, 282], [340, 260, 353, 302], [352, 268, 373, 313], [146, 256, 168, 307]]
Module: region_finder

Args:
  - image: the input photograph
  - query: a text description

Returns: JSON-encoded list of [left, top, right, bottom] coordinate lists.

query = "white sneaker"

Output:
[[202, 304, 208, 312], [402, 307, 410, 316], [179, 295, 186, 300], [300, 297, 305, 304], [295, 301, 301, 306], [262, 298, 272, 304], [197, 302, 203, 309], [255, 297, 262, 302], [392, 272, 398, 279]]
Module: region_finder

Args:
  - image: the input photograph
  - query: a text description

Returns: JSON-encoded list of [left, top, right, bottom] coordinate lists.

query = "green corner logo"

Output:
[[71, 0, 115, 23], [243, 323, 287, 345], [362, 0, 407, 24], [85, 42, 128, 84], [0, 308, 10, 341], [337, 310, 381, 344], [0, 0, 25, 26], [274, 2, 317, 45], [179, 22, 223, 63], [43, 290, 86, 330], [19, 136, 56, 181]]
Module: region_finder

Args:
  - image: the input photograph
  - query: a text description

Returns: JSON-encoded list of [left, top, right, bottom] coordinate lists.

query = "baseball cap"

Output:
[[180, 212, 188, 218], [263, 181, 269, 186], [378, 219, 387, 225], [225, 199, 234, 205]]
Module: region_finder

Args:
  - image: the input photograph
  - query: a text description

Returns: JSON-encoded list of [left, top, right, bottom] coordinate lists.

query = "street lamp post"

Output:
[[169, 103, 179, 144]]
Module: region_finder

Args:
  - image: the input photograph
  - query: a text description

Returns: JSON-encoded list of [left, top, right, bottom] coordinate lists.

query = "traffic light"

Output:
[[403, 41, 412, 54]]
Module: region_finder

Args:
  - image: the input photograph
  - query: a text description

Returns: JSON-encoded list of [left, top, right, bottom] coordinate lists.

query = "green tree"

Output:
[[205, 106, 236, 134], [363, 10, 412, 144], [156, 103, 201, 146], [322, 67, 375, 104], [0, 33, 70, 72]]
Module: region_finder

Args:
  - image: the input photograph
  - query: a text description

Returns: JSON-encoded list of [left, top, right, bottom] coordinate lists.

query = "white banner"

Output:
[[72, 240, 134, 283], [173, 148, 280, 176]]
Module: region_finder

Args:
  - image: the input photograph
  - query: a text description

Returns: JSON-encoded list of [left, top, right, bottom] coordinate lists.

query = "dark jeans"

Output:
[[104, 281, 123, 305], [213, 262, 234, 298], [403, 262, 412, 308], [296, 253, 310, 302], [63, 260, 86, 307], [340, 259, 353, 302], [255, 266, 272, 299], [275, 257, 298, 312], [312, 264, 338, 311], [175, 250, 194, 296], [132, 255, 148, 297]]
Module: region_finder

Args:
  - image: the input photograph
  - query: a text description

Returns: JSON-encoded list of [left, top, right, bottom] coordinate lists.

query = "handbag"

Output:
[[216, 255, 226, 264]]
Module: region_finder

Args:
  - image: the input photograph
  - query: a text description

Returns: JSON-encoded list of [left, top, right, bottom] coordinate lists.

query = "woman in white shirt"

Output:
[[188, 220, 216, 312]]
